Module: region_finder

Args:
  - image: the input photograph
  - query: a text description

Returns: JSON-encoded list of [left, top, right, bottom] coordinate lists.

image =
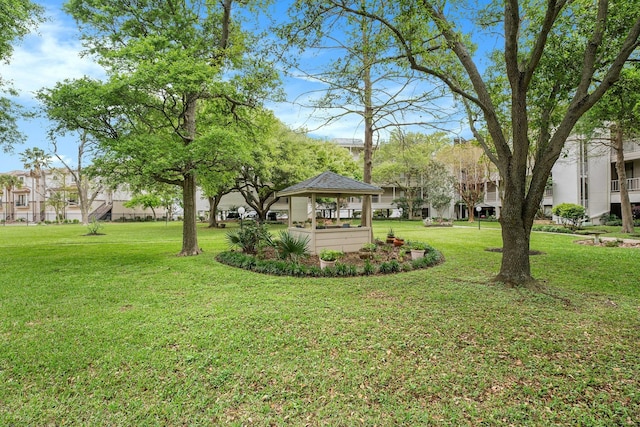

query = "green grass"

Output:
[[1, 221, 638, 425]]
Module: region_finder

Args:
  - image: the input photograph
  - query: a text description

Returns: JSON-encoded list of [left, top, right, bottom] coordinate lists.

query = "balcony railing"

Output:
[[611, 177, 640, 192]]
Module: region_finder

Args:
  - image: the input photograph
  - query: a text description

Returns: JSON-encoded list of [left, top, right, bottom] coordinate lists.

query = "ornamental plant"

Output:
[[552, 203, 586, 230], [319, 249, 343, 261]]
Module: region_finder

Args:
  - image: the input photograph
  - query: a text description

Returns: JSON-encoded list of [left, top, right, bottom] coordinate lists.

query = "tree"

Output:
[[423, 161, 454, 219], [0, 174, 22, 221], [281, 2, 449, 230], [46, 168, 75, 223], [36, 79, 106, 224], [438, 142, 494, 222], [331, 0, 640, 286], [63, 0, 277, 255], [236, 122, 360, 221], [373, 130, 448, 219], [199, 170, 236, 228], [580, 66, 640, 233], [0, 0, 43, 152], [37, 78, 114, 225], [124, 194, 162, 220], [19, 147, 51, 222], [128, 184, 181, 223]]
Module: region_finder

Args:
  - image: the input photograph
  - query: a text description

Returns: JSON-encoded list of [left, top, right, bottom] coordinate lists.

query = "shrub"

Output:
[[378, 261, 393, 274], [272, 231, 310, 262], [334, 263, 350, 276], [86, 219, 103, 235], [551, 203, 586, 230], [362, 260, 375, 275], [360, 243, 377, 252], [215, 244, 444, 277], [600, 213, 619, 224], [226, 222, 272, 254], [378, 260, 401, 274], [532, 225, 574, 234]]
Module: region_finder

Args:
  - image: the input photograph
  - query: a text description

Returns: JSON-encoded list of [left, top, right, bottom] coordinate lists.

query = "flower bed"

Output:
[[216, 243, 444, 278]]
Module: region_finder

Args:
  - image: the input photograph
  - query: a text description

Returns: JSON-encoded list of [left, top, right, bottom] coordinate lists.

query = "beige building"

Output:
[[0, 169, 165, 223]]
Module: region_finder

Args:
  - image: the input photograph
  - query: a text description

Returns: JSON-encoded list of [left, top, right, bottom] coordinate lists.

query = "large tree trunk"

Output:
[[495, 180, 536, 287], [35, 176, 41, 222], [496, 212, 535, 287], [180, 172, 201, 256], [207, 195, 222, 228], [495, 169, 542, 288], [613, 125, 634, 233], [79, 186, 90, 225]]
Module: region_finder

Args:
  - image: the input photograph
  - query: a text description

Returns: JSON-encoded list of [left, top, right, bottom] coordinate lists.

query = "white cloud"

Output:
[[0, 9, 104, 102], [50, 153, 74, 168]]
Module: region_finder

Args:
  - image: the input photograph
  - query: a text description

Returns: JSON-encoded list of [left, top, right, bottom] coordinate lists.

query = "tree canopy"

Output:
[[0, 0, 43, 152], [61, 0, 279, 255], [323, 0, 640, 286], [236, 120, 360, 221], [373, 130, 449, 218]]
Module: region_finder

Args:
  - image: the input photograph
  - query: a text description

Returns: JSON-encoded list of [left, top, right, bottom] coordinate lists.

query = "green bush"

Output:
[[272, 230, 310, 262], [363, 260, 375, 275], [551, 203, 586, 230], [86, 219, 104, 235], [532, 225, 574, 234], [216, 246, 443, 277], [226, 222, 272, 254]]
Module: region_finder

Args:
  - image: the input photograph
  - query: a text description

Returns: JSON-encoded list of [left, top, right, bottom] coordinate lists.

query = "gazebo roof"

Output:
[[277, 171, 383, 197]]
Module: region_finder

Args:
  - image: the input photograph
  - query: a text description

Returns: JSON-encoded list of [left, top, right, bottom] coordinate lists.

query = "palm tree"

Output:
[[0, 175, 23, 222], [20, 147, 51, 222]]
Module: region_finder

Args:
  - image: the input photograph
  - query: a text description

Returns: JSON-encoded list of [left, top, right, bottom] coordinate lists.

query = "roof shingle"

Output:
[[277, 171, 383, 197]]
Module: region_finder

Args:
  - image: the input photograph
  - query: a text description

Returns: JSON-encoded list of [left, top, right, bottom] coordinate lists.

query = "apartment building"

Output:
[[329, 132, 639, 223], [0, 169, 164, 223], [550, 130, 640, 222], [6, 130, 631, 224]]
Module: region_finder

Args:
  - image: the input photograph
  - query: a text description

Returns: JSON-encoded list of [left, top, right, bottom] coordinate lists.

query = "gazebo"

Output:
[[277, 171, 384, 255]]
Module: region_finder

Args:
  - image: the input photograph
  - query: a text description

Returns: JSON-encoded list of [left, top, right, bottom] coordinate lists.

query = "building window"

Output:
[[372, 195, 379, 203], [16, 194, 27, 207]]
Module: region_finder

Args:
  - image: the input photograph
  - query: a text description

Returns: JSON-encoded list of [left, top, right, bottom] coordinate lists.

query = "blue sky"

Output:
[[0, 0, 470, 172]]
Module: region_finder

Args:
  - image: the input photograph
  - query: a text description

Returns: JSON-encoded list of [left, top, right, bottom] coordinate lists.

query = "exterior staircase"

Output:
[[89, 202, 112, 221]]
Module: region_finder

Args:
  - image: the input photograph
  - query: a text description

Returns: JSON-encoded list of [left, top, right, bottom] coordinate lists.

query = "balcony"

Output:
[[611, 177, 640, 192], [612, 140, 640, 160]]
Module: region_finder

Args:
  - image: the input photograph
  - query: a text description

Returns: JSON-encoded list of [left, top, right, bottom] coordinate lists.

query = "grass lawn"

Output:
[[1, 220, 638, 425]]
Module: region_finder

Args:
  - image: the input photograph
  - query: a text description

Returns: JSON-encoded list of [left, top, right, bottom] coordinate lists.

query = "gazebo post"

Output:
[[311, 193, 317, 229]]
